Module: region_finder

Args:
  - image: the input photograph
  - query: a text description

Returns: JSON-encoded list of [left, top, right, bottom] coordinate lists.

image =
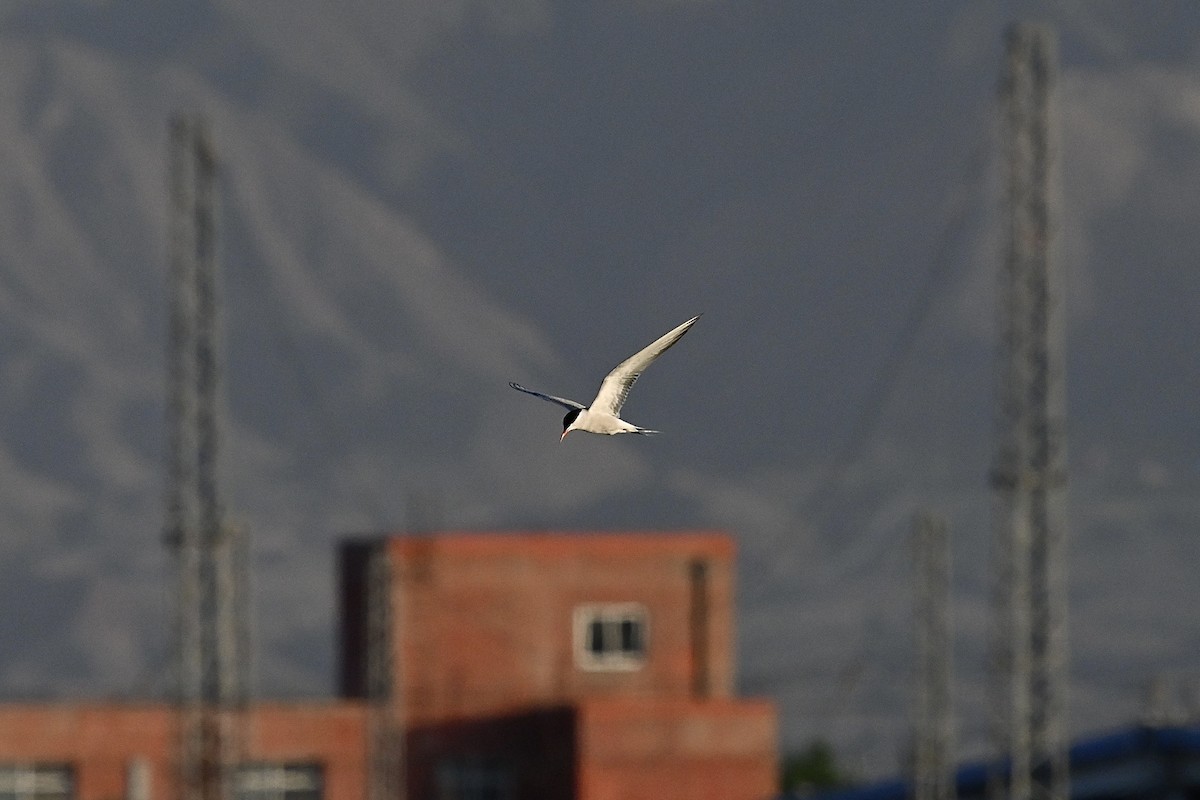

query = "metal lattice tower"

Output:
[[366, 542, 404, 800], [989, 23, 1069, 800], [912, 510, 954, 800], [166, 113, 248, 800]]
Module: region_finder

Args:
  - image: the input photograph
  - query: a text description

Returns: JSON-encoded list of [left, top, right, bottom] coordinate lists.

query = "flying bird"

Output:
[[510, 314, 701, 440]]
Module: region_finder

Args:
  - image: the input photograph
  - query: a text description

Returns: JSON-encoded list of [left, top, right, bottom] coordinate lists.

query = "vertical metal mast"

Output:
[[167, 114, 203, 800], [990, 23, 1069, 800], [366, 542, 403, 800], [167, 113, 246, 800], [912, 511, 954, 800]]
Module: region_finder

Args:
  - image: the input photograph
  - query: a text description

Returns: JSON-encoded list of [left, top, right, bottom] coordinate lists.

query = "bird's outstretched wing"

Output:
[[590, 314, 701, 418], [509, 381, 586, 412]]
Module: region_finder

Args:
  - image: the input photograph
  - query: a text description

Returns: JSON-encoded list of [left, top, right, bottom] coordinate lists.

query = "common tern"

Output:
[[510, 314, 701, 440]]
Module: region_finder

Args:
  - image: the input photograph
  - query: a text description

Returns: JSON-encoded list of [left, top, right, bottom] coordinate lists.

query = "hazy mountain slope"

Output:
[[0, 0, 661, 694], [0, 0, 1198, 777]]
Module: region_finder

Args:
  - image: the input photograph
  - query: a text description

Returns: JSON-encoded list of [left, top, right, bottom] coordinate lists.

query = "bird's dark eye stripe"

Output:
[[563, 409, 581, 429]]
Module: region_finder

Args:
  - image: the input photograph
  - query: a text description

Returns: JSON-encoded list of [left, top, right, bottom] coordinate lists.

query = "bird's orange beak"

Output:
[[560, 429, 570, 442]]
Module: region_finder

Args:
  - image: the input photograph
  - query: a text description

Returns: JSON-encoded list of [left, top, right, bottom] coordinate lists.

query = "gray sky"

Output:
[[0, 0, 1198, 778]]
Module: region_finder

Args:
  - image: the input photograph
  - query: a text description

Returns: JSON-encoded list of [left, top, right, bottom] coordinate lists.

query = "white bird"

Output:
[[510, 314, 701, 440]]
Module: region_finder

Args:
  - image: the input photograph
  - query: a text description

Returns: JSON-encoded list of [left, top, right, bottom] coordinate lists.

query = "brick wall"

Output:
[[355, 532, 737, 725], [574, 698, 778, 800], [0, 702, 369, 800]]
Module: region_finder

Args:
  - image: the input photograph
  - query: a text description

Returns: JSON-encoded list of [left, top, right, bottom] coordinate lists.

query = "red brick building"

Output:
[[0, 531, 777, 800], [0, 702, 369, 800]]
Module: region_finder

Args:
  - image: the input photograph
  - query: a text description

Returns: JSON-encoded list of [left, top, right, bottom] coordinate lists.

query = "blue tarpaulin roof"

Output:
[[790, 725, 1200, 800]]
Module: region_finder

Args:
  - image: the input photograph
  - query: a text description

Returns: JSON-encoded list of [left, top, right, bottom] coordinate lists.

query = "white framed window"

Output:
[[235, 764, 322, 800], [0, 765, 72, 800], [435, 758, 513, 800], [573, 602, 648, 671]]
